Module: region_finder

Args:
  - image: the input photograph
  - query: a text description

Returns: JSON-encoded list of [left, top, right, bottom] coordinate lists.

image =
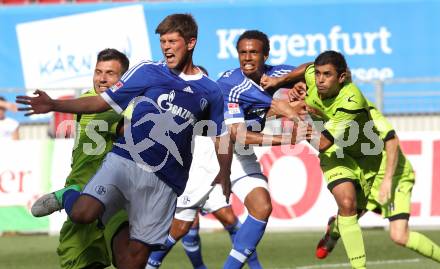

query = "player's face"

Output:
[[93, 60, 124, 94], [160, 32, 196, 70], [315, 64, 346, 98], [237, 38, 268, 82]]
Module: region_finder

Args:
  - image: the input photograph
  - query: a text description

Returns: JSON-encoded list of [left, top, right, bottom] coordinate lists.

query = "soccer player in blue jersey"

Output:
[[146, 66, 262, 269], [217, 30, 310, 269], [17, 13, 232, 269]]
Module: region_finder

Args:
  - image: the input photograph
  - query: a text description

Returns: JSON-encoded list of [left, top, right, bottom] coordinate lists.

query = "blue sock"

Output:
[[182, 227, 207, 269], [223, 215, 267, 269], [62, 189, 80, 217], [146, 235, 176, 268], [225, 220, 263, 269]]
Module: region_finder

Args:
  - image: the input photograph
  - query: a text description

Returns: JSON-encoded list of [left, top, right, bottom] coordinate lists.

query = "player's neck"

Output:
[[175, 58, 199, 76]]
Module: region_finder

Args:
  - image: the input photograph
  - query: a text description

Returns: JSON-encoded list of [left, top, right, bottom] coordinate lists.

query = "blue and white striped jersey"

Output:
[[217, 64, 295, 131], [101, 60, 225, 195]]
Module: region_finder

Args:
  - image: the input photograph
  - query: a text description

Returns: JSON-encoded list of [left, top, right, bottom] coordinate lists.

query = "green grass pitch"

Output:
[[0, 229, 439, 269]]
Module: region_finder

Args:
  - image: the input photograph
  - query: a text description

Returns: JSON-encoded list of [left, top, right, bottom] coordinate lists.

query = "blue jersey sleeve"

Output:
[[101, 61, 157, 113]]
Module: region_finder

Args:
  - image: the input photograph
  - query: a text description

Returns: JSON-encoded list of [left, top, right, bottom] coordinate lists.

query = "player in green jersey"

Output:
[[261, 50, 440, 269], [31, 48, 130, 269]]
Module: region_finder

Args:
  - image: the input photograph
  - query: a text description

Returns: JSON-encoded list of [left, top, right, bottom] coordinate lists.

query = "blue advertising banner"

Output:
[[0, 0, 439, 120]]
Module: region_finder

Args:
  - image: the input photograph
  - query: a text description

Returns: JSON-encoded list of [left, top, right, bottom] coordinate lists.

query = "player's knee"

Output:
[[389, 229, 408, 246], [337, 198, 357, 215], [119, 242, 149, 269], [251, 201, 272, 219]]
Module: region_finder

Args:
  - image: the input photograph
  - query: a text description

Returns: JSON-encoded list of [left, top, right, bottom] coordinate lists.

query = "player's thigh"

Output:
[[169, 218, 195, 240], [320, 151, 370, 208], [82, 153, 128, 223], [103, 210, 129, 267], [127, 168, 177, 250], [370, 174, 414, 220], [57, 219, 110, 269]]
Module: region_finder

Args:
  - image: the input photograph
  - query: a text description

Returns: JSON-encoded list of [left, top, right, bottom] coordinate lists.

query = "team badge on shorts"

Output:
[[94, 185, 107, 195], [228, 103, 240, 114], [181, 195, 191, 205]]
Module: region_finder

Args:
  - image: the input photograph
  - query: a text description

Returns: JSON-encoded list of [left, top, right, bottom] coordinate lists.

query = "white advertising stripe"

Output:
[[16, 5, 151, 89]]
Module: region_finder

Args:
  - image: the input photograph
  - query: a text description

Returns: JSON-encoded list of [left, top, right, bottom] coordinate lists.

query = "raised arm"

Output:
[[260, 62, 313, 90], [16, 90, 110, 116]]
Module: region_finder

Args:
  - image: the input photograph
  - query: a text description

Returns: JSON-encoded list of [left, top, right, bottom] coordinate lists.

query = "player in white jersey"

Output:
[[17, 14, 232, 269], [146, 67, 262, 269], [217, 30, 311, 269]]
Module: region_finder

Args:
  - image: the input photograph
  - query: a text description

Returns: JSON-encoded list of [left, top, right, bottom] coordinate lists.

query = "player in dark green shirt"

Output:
[[31, 49, 130, 269], [261, 50, 440, 269]]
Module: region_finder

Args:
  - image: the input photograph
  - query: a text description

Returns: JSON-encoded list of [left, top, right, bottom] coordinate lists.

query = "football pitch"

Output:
[[1, 229, 439, 269]]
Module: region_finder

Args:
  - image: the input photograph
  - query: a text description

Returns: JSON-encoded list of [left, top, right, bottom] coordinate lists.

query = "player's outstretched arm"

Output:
[[16, 90, 110, 116], [260, 62, 312, 90], [212, 135, 233, 202]]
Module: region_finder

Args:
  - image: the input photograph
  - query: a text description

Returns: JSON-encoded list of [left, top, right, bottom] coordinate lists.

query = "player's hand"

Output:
[[16, 90, 54, 116], [260, 74, 281, 90], [288, 81, 307, 102], [5, 102, 18, 112], [212, 172, 231, 203], [290, 121, 313, 144], [270, 100, 307, 122], [378, 178, 392, 205]]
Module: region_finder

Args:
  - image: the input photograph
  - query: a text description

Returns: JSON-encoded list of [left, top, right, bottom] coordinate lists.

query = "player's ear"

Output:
[[264, 54, 269, 62], [338, 71, 347, 84], [187, 37, 197, 51]]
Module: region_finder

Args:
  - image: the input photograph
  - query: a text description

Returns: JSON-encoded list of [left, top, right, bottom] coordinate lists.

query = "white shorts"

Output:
[[176, 136, 219, 209], [82, 152, 177, 248], [175, 184, 229, 221], [230, 150, 269, 202], [175, 136, 229, 221]]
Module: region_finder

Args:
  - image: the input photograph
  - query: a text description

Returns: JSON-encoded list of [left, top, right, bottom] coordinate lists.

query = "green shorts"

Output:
[[319, 150, 378, 209], [57, 219, 110, 269], [57, 210, 128, 269], [366, 152, 415, 219]]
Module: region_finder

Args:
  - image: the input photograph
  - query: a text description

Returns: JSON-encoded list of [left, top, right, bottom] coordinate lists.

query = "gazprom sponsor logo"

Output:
[[157, 91, 196, 122]]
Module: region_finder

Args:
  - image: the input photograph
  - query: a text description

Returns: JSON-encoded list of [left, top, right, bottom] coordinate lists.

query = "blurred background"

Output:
[[0, 0, 439, 258]]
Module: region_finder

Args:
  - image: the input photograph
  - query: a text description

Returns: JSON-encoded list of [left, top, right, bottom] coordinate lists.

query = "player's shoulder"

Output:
[[80, 89, 97, 98], [337, 82, 368, 110], [120, 60, 165, 81], [198, 75, 223, 94], [265, 64, 295, 77], [217, 67, 244, 84]]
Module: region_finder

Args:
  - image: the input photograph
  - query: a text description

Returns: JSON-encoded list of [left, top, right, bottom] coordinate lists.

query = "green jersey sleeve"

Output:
[[367, 100, 395, 141]]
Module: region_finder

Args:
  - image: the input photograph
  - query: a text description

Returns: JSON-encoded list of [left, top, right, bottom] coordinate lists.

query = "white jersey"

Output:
[[0, 117, 18, 140]]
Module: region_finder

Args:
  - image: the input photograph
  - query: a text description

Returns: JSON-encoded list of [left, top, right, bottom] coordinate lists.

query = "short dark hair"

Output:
[[314, 50, 347, 75], [155, 13, 198, 41], [0, 96, 5, 102], [97, 48, 130, 74], [236, 30, 270, 56]]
